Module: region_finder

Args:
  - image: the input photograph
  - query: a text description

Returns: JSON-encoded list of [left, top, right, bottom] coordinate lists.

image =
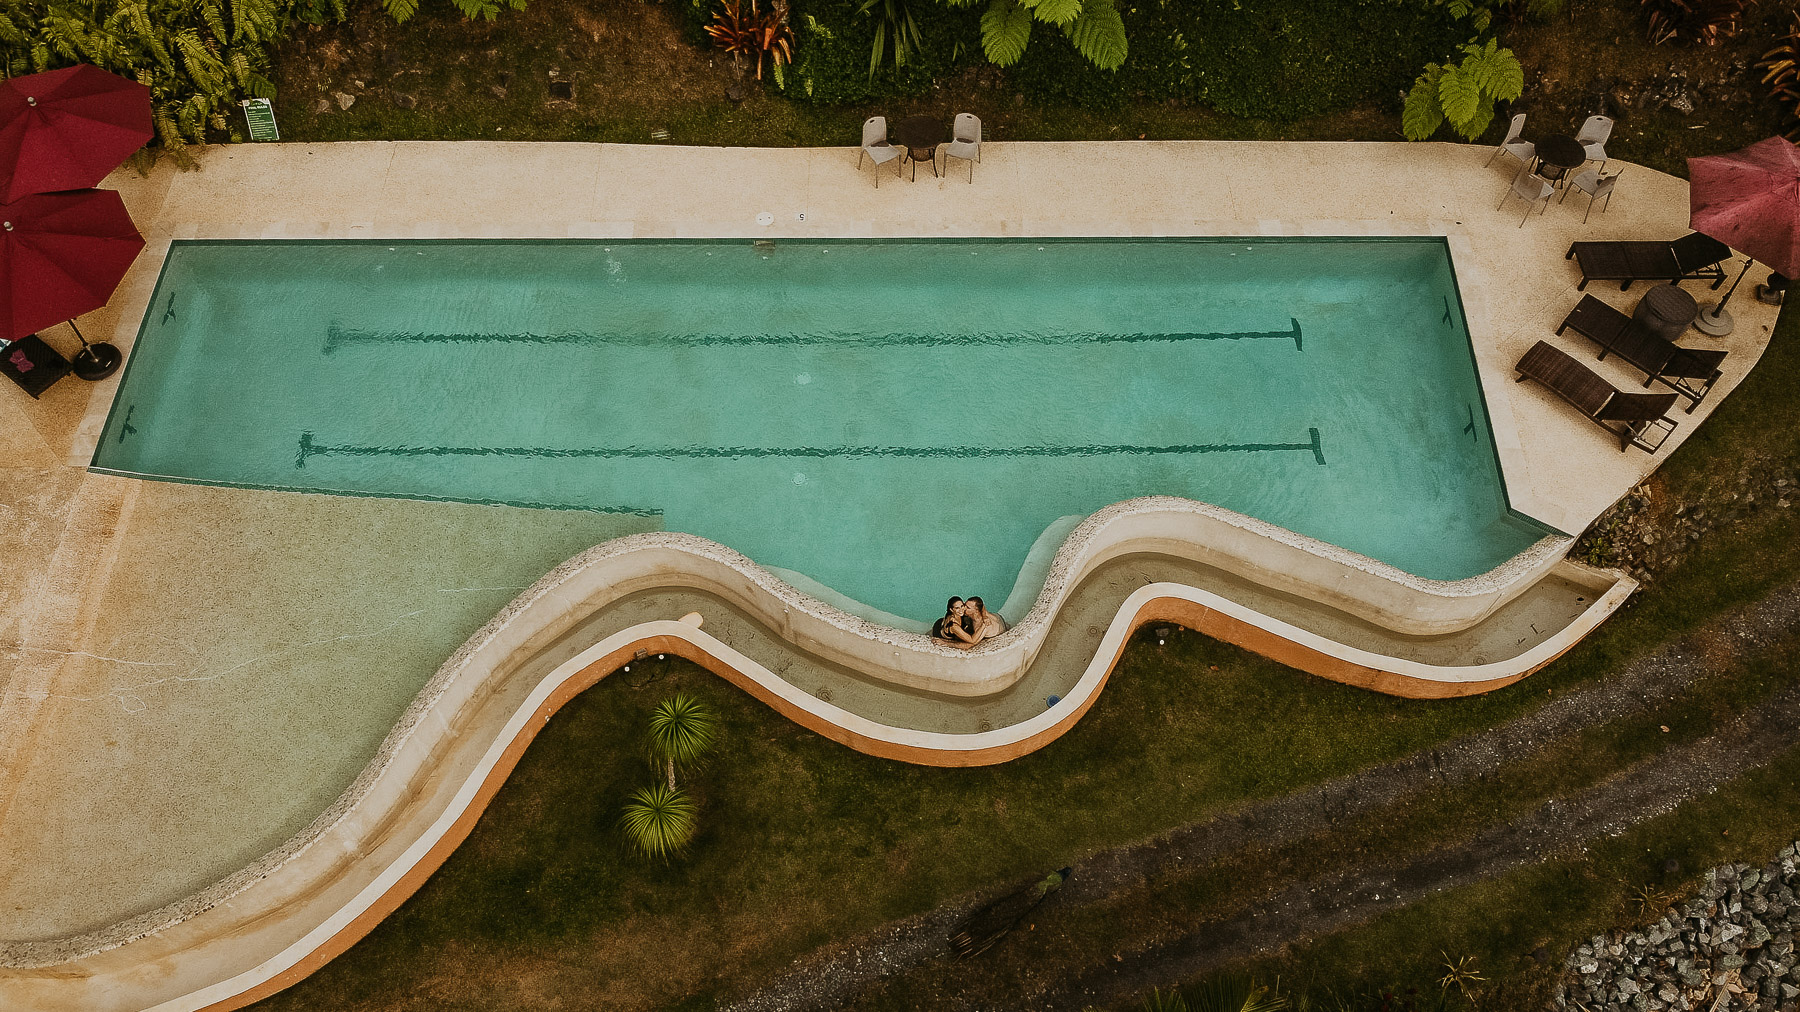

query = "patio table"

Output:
[[894, 115, 943, 180], [0, 334, 71, 399], [1535, 133, 1586, 183]]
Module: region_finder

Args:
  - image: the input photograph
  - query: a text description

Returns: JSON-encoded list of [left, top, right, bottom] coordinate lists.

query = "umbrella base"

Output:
[[1693, 304, 1734, 337], [71, 342, 122, 381]]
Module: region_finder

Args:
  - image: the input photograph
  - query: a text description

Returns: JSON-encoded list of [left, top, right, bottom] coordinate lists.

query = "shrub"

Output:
[[0, 0, 296, 158], [785, 0, 973, 102], [1008, 0, 1463, 121]]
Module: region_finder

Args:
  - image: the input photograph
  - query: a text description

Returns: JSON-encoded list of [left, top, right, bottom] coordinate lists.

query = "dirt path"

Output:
[[1037, 682, 1800, 1010], [725, 582, 1800, 1012]]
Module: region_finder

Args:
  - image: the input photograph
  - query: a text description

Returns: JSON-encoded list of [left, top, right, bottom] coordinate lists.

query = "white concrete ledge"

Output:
[[0, 492, 1632, 1012]]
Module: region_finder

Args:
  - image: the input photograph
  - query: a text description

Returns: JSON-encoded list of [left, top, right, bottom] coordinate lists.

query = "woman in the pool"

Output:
[[933, 597, 974, 643], [937, 596, 1007, 649]]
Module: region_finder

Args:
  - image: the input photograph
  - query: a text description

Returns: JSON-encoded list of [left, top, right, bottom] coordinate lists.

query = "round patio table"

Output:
[[1535, 133, 1586, 183], [894, 115, 943, 180]]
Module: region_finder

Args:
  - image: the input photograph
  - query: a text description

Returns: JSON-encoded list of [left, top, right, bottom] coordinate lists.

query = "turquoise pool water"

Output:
[[94, 238, 1552, 623]]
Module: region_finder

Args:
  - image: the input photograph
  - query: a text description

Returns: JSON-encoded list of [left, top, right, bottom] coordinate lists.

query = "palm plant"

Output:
[[1188, 975, 1288, 1012], [1143, 987, 1191, 1012], [647, 692, 716, 789], [1142, 976, 1286, 1012], [1436, 953, 1485, 1005], [619, 783, 698, 859]]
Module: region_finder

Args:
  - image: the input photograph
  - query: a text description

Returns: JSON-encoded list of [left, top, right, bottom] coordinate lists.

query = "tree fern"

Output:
[[1403, 41, 1522, 140], [979, 0, 1033, 66], [1066, 0, 1125, 71], [1026, 0, 1082, 28]]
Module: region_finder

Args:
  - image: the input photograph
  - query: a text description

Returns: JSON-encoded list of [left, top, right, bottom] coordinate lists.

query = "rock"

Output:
[[490, 84, 508, 99], [1668, 92, 1695, 115], [333, 91, 355, 110], [392, 92, 416, 110], [312, 97, 332, 115]]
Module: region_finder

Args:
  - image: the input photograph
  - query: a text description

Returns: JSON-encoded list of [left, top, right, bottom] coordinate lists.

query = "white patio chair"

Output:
[[943, 113, 981, 182], [1575, 114, 1613, 172], [856, 115, 901, 187], [1498, 167, 1554, 227], [1559, 167, 1622, 224], [1485, 112, 1535, 170]]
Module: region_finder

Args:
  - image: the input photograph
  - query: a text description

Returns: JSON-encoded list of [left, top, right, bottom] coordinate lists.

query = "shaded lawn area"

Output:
[[252, 304, 1798, 1011], [1228, 727, 1800, 1012], [268, 0, 1793, 176]]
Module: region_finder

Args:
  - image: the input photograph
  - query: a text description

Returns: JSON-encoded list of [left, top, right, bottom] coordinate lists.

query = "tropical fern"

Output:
[[0, 0, 293, 162], [1402, 38, 1523, 141], [948, 0, 1126, 71]]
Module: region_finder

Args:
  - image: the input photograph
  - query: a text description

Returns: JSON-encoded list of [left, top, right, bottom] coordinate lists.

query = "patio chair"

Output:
[[1559, 167, 1622, 224], [1498, 167, 1554, 227], [1564, 232, 1732, 291], [1485, 112, 1535, 170], [857, 115, 901, 187], [1574, 114, 1612, 171], [1514, 340, 1679, 453], [944, 113, 981, 183], [1555, 294, 1726, 412]]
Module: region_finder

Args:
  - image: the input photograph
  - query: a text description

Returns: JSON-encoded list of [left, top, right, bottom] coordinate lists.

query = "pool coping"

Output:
[[0, 498, 1631, 1006]]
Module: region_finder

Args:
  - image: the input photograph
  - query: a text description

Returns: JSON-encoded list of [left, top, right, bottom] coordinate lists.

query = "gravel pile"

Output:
[[1556, 843, 1800, 1012]]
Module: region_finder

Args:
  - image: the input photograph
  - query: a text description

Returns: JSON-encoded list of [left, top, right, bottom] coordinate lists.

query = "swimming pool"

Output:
[[93, 238, 1553, 624]]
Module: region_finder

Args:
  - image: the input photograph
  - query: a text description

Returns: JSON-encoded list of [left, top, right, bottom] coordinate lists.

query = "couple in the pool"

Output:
[[931, 596, 1007, 649]]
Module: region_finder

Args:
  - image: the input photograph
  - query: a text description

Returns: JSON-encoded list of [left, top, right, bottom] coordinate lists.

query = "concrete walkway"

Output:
[[0, 140, 1781, 953]]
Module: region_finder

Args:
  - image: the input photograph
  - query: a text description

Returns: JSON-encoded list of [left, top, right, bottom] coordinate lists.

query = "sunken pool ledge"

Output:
[[0, 496, 1632, 1012]]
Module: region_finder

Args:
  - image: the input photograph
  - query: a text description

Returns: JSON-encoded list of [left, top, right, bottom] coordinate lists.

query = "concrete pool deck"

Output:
[[0, 140, 1782, 1007]]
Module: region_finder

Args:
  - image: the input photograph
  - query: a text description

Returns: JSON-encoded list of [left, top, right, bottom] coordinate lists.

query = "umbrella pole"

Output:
[[65, 320, 123, 381], [1695, 257, 1755, 337]]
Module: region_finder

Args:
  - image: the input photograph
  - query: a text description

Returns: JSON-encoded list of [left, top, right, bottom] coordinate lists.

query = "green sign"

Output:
[[241, 98, 279, 142]]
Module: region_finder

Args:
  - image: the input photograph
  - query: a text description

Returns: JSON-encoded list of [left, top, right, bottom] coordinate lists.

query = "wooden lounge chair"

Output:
[[1514, 340, 1679, 453], [1564, 232, 1732, 291], [1555, 295, 1726, 413]]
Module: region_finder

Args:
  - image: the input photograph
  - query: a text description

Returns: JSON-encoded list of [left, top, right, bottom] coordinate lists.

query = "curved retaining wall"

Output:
[[0, 497, 1630, 1012]]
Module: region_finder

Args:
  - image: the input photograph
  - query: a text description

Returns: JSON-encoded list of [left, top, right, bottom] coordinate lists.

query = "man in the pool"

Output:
[[933, 597, 972, 642], [936, 596, 1006, 649]]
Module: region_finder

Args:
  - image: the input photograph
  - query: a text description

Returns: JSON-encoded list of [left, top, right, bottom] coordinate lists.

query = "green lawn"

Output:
[[249, 304, 1799, 1010]]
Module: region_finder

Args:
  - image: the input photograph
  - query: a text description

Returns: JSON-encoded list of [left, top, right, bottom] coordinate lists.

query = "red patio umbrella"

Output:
[[1687, 137, 1800, 335], [0, 188, 144, 379], [0, 65, 153, 203]]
